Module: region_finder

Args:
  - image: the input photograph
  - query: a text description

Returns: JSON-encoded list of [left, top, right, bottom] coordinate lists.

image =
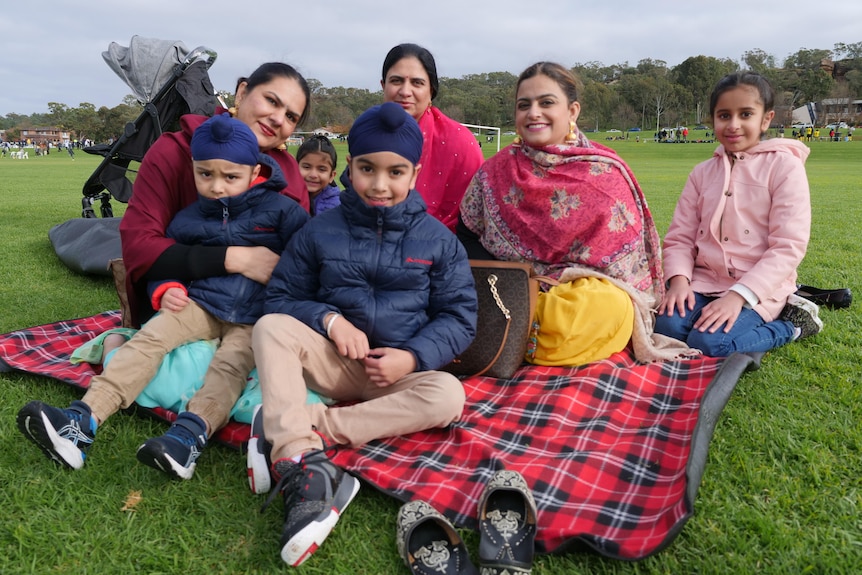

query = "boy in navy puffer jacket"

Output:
[[17, 114, 309, 480], [250, 102, 477, 567]]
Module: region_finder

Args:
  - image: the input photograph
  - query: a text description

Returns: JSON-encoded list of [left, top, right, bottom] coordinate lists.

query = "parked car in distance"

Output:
[[607, 129, 621, 133], [825, 122, 849, 130], [503, 131, 516, 136], [628, 127, 641, 132], [791, 122, 813, 129], [694, 125, 708, 130]]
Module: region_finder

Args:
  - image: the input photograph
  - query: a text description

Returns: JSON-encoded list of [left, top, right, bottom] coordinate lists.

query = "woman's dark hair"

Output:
[[235, 62, 312, 126], [708, 71, 775, 117], [517, 62, 579, 104], [381, 43, 439, 100], [296, 135, 337, 172]]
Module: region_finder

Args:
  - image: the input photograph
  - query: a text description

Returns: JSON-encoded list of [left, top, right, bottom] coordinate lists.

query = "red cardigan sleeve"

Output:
[[119, 122, 200, 286]]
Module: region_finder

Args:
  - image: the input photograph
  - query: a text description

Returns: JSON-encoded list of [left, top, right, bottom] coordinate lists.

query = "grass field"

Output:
[[1, 135, 860, 574]]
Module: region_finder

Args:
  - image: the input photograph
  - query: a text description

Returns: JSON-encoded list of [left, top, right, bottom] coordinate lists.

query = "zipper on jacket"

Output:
[[368, 212, 385, 337]]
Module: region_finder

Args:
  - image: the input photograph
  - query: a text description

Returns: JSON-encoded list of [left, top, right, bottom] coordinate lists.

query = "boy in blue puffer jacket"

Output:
[[17, 113, 309, 480], [250, 102, 478, 567]]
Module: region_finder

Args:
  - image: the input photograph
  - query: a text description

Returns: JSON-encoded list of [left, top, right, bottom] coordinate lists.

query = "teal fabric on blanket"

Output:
[[76, 323, 329, 425]]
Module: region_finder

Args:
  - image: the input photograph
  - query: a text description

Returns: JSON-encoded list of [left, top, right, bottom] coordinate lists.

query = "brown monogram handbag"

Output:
[[444, 260, 552, 379]]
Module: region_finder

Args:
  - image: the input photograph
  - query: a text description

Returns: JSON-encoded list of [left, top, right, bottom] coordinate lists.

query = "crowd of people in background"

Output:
[[1, 138, 91, 157]]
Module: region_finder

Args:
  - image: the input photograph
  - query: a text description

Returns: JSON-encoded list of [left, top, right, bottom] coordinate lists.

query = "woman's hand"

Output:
[[363, 348, 416, 387], [160, 287, 190, 313], [225, 246, 280, 285], [694, 292, 745, 333], [658, 275, 695, 316], [327, 314, 371, 360]]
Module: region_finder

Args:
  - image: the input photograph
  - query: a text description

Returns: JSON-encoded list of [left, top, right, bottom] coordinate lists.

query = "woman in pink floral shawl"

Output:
[[459, 62, 687, 366], [381, 43, 484, 232]]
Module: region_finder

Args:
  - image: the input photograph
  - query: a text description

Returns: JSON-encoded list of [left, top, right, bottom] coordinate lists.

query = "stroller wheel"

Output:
[[99, 192, 114, 218], [82, 196, 96, 218]]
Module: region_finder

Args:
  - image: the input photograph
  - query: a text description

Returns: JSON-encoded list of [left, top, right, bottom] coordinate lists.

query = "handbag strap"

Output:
[[473, 273, 512, 378]]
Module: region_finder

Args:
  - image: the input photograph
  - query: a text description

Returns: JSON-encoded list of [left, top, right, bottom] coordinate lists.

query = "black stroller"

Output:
[[50, 37, 218, 277], [81, 36, 218, 217]]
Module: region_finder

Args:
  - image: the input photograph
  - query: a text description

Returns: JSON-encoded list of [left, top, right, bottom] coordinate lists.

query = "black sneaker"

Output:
[[247, 404, 273, 494], [780, 294, 824, 340], [264, 452, 360, 567], [136, 412, 208, 480], [17, 400, 96, 469]]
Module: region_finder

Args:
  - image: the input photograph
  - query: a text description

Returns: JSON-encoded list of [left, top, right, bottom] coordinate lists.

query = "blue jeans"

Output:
[[654, 292, 795, 356]]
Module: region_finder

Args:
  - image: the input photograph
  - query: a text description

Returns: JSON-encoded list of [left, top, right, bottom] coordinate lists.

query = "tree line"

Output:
[[3, 42, 861, 144]]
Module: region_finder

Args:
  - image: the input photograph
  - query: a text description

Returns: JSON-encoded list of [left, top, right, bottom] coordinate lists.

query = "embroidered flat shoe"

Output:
[[396, 500, 478, 575], [478, 470, 537, 575], [796, 284, 852, 309]]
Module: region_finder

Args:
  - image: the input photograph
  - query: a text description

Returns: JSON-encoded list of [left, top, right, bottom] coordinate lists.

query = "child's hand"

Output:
[[694, 292, 745, 333], [658, 276, 695, 316], [160, 287, 190, 313], [363, 348, 416, 387], [225, 246, 280, 284], [328, 315, 371, 359]]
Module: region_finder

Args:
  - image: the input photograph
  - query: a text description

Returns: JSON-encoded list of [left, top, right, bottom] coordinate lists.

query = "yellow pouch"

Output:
[[527, 277, 634, 367]]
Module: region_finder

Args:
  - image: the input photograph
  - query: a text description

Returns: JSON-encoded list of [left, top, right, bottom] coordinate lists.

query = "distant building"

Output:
[[18, 126, 72, 145]]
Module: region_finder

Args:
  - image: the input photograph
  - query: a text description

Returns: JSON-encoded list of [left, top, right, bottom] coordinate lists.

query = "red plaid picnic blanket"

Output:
[[1, 312, 752, 559]]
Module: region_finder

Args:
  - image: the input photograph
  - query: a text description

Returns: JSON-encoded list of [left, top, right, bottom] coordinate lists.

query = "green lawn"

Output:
[[1, 138, 860, 574]]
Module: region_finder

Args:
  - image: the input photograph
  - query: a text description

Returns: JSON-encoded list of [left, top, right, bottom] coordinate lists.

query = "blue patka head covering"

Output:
[[191, 113, 259, 166], [348, 102, 423, 164]]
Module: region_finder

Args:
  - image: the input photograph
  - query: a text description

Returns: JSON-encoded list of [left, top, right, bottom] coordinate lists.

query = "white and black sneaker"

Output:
[[17, 400, 96, 469], [781, 293, 824, 340], [247, 403, 273, 494]]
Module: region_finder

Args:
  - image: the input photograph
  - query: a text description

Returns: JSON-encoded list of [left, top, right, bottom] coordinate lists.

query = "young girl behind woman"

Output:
[[296, 135, 341, 215], [655, 71, 822, 356]]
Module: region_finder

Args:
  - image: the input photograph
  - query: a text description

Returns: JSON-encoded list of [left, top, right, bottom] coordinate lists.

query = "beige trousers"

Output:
[[252, 314, 465, 461], [83, 300, 254, 432]]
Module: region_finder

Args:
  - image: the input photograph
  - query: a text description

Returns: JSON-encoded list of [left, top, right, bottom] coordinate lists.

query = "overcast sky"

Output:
[[2, 1, 860, 116]]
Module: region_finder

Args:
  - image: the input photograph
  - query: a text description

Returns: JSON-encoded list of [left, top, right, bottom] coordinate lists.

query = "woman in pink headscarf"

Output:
[[459, 62, 691, 367], [379, 43, 484, 231]]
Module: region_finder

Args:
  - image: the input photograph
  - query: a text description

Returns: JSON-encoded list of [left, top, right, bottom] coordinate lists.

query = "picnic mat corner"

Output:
[[0, 311, 758, 560]]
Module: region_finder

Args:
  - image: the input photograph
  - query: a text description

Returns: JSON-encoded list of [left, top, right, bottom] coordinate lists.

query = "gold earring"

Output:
[[564, 120, 578, 144], [228, 106, 237, 117], [512, 130, 522, 146]]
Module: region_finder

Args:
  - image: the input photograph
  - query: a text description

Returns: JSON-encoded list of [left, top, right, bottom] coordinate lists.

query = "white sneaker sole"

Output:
[[136, 442, 196, 480], [247, 436, 271, 494]]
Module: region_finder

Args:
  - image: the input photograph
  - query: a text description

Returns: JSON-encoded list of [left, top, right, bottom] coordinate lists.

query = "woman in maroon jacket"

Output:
[[120, 62, 311, 327]]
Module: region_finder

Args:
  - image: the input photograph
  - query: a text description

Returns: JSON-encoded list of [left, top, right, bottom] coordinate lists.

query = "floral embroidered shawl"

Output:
[[415, 106, 485, 232], [460, 137, 663, 302]]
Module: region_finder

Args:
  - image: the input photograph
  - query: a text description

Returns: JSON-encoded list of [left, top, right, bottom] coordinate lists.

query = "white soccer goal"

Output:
[[461, 123, 501, 153]]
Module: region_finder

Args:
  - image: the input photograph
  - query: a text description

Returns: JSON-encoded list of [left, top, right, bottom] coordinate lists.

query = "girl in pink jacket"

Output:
[[655, 71, 822, 356]]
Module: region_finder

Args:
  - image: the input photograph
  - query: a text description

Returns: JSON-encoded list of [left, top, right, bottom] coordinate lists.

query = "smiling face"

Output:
[[348, 151, 420, 208], [515, 74, 581, 148], [712, 85, 774, 153], [233, 76, 307, 152], [298, 150, 336, 195], [193, 158, 260, 200], [381, 56, 432, 120]]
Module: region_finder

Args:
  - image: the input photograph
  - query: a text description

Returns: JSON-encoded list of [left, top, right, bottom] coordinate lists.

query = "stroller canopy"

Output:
[[103, 36, 214, 104], [81, 36, 217, 210]]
